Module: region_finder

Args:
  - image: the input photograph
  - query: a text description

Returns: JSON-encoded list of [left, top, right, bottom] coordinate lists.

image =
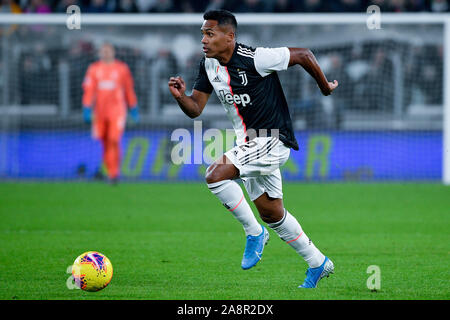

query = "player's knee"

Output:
[[205, 158, 239, 184], [205, 165, 222, 184], [109, 137, 120, 145], [259, 210, 277, 224], [257, 205, 284, 224], [104, 138, 119, 147]]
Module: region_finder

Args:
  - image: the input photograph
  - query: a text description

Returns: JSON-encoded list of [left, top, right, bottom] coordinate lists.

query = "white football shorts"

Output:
[[224, 136, 290, 201]]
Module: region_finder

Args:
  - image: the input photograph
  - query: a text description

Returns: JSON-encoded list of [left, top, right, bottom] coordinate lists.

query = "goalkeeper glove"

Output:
[[83, 107, 92, 123], [129, 106, 139, 123]]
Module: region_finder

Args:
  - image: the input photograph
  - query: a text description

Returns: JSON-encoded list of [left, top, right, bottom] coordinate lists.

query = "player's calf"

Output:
[[206, 159, 266, 268], [253, 192, 285, 224], [266, 209, 328, 278], [207, 179, 262, 237]]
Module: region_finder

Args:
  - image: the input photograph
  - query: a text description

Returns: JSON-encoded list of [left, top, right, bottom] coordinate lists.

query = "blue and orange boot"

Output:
[[299, 256, 334, 288], [241, 226, 270, 270]]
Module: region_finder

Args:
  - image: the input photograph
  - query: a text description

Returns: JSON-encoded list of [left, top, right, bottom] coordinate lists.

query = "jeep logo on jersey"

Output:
[[218, 90, 251, 107]]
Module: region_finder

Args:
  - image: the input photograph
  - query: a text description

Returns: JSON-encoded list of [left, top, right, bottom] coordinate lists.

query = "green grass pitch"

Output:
[[0, 182, 448, 300]]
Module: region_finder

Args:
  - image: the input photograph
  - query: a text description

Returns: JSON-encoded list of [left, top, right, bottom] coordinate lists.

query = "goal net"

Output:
[[0, 13, 447, 183]]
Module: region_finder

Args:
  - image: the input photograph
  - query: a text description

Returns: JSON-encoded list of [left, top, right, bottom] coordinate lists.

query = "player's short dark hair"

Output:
[[203, 9, 237, 32]]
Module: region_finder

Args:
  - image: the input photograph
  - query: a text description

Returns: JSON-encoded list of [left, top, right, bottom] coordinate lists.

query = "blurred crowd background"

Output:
[[0, 0, 444, 131], [0, 0, 445, 181], [1, 0, 450, 14]]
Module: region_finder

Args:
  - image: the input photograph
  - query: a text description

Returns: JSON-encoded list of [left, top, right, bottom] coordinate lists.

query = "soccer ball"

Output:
[[72, 251, 113, 292]]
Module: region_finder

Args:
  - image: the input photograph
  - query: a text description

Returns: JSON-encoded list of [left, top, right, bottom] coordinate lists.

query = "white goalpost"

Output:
[[0, 12, 448, 183]]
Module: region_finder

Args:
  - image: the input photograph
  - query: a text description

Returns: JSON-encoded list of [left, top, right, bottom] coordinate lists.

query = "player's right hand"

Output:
[[168, 76, 186, 99]]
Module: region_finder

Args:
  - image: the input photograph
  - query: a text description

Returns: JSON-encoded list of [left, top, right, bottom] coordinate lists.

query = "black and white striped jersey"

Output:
[[193, 42, 299, 151]]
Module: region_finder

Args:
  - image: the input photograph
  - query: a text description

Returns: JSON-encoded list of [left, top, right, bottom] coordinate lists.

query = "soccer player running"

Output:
[[82, 43, 139, 184], [168, 10, 338, 288]]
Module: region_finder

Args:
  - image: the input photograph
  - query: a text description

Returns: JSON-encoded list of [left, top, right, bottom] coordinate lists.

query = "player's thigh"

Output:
[[92, 120, 107, 141], [106, 117, 125, 144], [243, 168, 284, 202], [247, 171, 285, 222]]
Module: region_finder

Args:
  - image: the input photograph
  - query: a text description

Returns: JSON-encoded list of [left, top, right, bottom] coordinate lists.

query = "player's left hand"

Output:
[[83, 107, 92, 124], [129, 106, 139, 123], [323, 80, 339, 96]]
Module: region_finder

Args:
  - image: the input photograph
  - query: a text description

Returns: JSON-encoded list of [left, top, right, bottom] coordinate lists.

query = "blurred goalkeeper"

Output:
[[82, 42, 139, 184], [168, 10, 338, 288]]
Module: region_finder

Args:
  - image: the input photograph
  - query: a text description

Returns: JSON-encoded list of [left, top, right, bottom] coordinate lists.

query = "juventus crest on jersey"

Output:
[[194, 43, 299, 151]]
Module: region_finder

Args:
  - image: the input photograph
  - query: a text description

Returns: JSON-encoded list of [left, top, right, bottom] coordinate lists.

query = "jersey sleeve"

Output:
[[254, 47, 290, 77], [82, 64, 97, 107], [122, 63, 138, 108], [192, 57, 213, 94]]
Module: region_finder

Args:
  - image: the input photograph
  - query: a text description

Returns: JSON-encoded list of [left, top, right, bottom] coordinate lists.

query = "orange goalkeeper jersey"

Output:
[[82, 60, 137, 120]]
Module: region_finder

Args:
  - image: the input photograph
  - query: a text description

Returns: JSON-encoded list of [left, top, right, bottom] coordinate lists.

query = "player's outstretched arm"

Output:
[[288, 48, 338, 96], [168, 76, 210, 118]]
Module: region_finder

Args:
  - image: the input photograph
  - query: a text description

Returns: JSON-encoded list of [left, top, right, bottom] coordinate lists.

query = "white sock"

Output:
[[207, 180, 262, 237], [268, 209, 325, 268]]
